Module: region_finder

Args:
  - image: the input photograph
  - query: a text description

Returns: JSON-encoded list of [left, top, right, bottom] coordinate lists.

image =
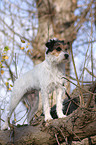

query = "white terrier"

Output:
[[2, 38, 69, 130]]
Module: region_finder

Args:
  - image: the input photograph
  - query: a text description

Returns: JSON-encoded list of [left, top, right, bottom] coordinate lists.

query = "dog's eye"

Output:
[[65, 48, 67, 51], [56, 47, 62, 51]]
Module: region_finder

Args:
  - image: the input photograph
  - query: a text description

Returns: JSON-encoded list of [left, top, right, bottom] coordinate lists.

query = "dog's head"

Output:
[[45, 38, 70, 64]]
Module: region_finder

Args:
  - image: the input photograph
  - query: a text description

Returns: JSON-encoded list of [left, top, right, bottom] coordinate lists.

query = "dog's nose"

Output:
[[64, 54, 69, 59]]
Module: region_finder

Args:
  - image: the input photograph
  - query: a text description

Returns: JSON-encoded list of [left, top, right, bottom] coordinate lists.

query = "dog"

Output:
[[2, 38, 69, 130]]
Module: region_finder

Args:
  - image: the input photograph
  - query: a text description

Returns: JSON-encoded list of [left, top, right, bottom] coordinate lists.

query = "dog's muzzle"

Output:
[[64, 54, 69, 59]]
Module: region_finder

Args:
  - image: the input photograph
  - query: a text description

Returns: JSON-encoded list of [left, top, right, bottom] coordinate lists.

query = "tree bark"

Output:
[[0, 108, 96, 145]]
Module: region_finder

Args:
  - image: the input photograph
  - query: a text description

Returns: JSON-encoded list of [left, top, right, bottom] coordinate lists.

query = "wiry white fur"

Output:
[[2, 44, 69, 130]]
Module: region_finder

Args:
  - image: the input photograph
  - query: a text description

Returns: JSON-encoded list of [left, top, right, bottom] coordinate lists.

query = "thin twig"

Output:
[[70, 46, 84, 106], [90, 7, 94, 82], [16, 111, 28, 123], [66, 74, 92, 83], [62, 76, 96, 95], [66, 101, 72, 115], [81, 47, 89, 85], [85, 82, 96, 108], [58, 127, 68, 144], [15, 53, 18, 78], [55, 133, 60, 145], [85, 68, 96, 78]]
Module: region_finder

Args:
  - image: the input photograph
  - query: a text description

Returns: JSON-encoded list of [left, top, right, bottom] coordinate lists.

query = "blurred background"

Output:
[[0, 0, 96, 131]]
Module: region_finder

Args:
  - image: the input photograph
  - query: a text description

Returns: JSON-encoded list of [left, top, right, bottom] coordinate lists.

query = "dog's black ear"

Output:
[[45, 39, 55, 49], [45, 42, 51, 49], [45, 39, 56, 54], [45, 41, 52, 54]]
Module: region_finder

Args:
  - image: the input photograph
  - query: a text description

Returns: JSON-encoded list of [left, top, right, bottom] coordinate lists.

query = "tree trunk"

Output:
[[32, 0, 77, 65]]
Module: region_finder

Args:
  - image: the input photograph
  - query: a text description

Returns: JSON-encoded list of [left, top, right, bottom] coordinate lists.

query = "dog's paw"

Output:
[[58, 113, 67, 119], [45, 115, 53, 122], [44, 116, 53, 127]]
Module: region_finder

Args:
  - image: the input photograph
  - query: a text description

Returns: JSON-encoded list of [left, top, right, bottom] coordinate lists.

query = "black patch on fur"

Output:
[[45, 39, 65, 54]]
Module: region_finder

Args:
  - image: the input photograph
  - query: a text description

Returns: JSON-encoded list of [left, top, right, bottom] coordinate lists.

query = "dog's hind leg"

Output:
[[2, 90, 24, 130], [24, 90, 39, 124], [2, 78, 29, 130]]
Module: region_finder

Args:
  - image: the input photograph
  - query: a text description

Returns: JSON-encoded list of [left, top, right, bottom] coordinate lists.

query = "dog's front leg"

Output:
[[56, 87, 67, 118], [41, 90, 52, 121]]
